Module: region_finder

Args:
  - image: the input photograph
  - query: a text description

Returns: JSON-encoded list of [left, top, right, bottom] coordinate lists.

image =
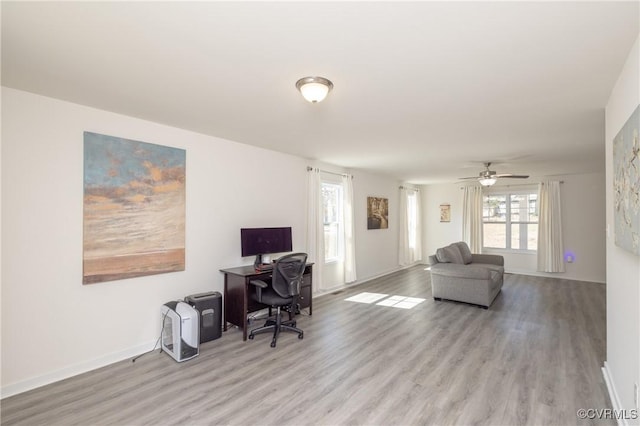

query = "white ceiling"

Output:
[[2, 1, 638, 184]]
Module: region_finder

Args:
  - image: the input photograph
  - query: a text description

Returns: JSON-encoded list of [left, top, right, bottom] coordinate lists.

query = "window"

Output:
[[483, 191, 538, 251], [322, 182, 343, 262]]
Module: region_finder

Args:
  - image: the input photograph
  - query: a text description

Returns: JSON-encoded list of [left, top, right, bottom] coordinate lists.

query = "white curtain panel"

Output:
[[462, 185, 483, 253], [342, 174, 357, 283], [537, 180, 565, 273], [413, 189, 423, 262], [306, 168, 324, 292], [399, 187, 423, 265], [399, 187, 410, 265]]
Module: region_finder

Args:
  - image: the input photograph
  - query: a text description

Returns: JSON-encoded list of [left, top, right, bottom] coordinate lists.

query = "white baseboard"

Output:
[[505, 268, 606, 284], [602, 361, 628, 426], [1, 340, 157, 399], [355, 264, 418, 284], [313, 264, 420, 298]]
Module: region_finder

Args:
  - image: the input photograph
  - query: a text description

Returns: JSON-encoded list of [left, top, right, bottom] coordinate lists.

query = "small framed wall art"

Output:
[[440, 204, 451, 222], [367, 196, 389, 229]]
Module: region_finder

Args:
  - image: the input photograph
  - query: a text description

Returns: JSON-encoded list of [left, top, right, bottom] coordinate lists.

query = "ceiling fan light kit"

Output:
[[478, 177, 497, 187], [296, 76, 333, 103]]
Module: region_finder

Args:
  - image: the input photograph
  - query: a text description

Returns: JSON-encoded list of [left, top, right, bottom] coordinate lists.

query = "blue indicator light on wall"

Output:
[[564, 251, 576, 263]]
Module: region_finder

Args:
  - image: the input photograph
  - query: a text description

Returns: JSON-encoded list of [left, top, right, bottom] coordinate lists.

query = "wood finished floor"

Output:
[[2, 266, 613, 426]]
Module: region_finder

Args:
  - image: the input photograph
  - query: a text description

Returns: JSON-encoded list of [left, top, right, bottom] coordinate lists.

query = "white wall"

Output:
[[1, 88, 401, 396], [352, 170, 401, 280], [422, 172, 606, 283], [422, 182, 463, 259], [604, 34, 640, 419]]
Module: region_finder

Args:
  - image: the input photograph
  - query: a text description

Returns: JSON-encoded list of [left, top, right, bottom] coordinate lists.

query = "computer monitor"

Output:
[[241, 227, 293, 268]]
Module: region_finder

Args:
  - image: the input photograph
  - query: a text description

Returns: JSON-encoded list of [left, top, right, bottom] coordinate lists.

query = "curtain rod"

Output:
[[399, 186, 420, 191], [306, 166, 352, 178], [459, 181, 564, 190]]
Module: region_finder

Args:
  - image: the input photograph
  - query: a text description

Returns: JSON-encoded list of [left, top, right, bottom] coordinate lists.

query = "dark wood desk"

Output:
[[220, 263, 313, 341]]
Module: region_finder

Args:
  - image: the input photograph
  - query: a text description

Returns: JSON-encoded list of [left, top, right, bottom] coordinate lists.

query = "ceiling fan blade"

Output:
[[462, 161, 529, 181], [494, 174, 529, 179]]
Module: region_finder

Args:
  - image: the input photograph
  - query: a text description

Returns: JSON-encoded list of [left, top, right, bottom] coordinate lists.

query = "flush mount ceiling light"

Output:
[[295, 76, 333, 103]]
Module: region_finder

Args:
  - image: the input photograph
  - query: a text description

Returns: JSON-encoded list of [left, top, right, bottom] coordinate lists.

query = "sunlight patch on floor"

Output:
[[344, 292, 389, 304], [376, 295, 426, 309], [344, 292, 426, 309]]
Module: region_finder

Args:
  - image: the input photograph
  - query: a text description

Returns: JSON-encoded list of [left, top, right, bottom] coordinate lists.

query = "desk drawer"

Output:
[[299, 285, 311, 310]]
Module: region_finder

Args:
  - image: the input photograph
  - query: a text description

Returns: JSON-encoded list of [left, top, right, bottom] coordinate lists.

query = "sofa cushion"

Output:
[[438, 244, 464, 264], [435, 248, 449, 263], [454, 241, 473, 265]]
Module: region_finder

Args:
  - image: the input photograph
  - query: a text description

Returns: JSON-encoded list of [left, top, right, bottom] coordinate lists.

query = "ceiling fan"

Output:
[[459, 162, 529, 186]]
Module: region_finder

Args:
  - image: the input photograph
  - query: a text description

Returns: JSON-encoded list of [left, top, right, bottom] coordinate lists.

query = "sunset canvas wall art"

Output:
[[83, 132, 186, 284]]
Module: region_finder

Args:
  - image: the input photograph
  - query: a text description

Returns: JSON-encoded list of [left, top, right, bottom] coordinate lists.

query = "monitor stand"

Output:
[[254, 255, 273, 271], [253, 254, 263, 270]]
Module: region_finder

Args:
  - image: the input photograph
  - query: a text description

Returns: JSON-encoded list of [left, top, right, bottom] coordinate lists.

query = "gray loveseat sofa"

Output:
[[428, 241, 504, 309]]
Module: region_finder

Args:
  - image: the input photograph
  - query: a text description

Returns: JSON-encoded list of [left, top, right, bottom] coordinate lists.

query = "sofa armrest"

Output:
[[430, 263, 492, 280], [428, 255, 439, 266], [471, 253, 504, 266]]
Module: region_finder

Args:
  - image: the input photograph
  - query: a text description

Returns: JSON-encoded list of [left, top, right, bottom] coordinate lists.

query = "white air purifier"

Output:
[[161, 301, 199, 362]]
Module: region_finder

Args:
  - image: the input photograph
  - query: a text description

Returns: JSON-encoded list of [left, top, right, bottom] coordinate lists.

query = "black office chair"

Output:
[[248, 252, 307, 347]]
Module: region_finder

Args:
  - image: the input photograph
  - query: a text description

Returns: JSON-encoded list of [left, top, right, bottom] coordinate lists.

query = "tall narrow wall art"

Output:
[[83, 132, 186, 284], [613, 105, 640, 256]]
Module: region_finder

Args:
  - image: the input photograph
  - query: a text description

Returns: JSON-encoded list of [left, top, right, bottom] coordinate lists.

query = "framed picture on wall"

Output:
[[367, 196, 389, 229], [440, 204, 451, 222]]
